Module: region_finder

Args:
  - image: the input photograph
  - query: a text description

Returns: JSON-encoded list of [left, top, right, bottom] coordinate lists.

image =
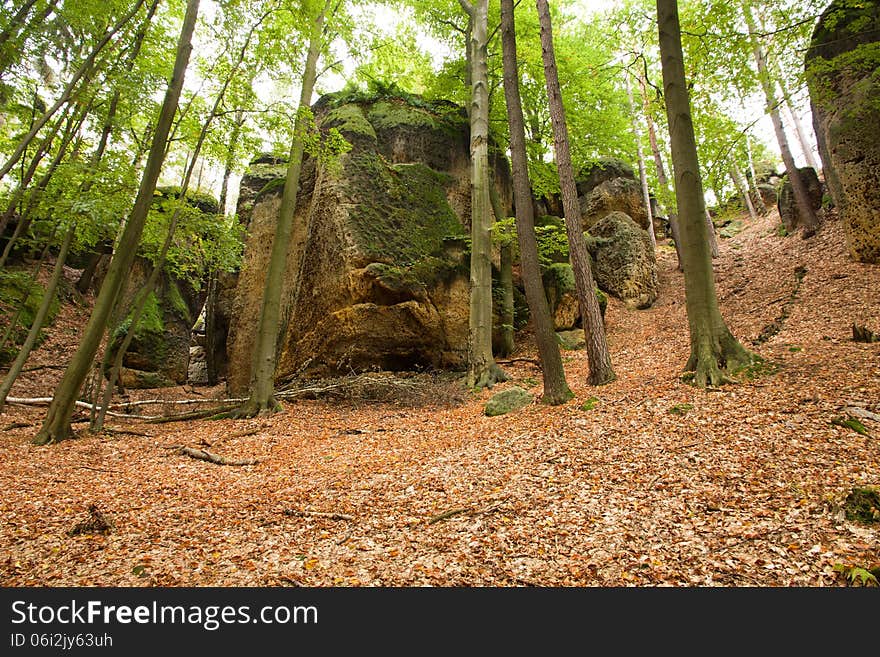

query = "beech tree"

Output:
[[33, 0, 201, 445], [656, 0, 754, 387], [536, 0, 615, 387], [500, 0, 572, 405]]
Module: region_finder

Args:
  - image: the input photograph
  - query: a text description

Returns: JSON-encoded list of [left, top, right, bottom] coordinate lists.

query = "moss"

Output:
[[732, 355, 780, 380], [256, 177, 287, 200], [0, 269, 59, 365], [668, 403, 694, 415], [347, 153, 466, 266], [163, 280, 191, 326], [580, 396, 599, 411], [484, 386, 533, 416], [842, 487, 880, 524], [114, 291, 164, 340], [831, 416, 870, 436], [323, 104, 377, 140], [154, 185, 220, 215]]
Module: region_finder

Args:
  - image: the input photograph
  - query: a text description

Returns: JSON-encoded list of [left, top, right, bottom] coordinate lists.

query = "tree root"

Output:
[[472, 363, 510, 390]]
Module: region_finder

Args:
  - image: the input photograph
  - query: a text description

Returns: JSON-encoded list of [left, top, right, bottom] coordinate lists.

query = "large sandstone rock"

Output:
[[225, 93, 512, 393], [541, 263, 606, 330], [805, 0, 880, 263], [588, 211, 658, 309], [108, 257, 205, 388], [777, 167, 823, 233], [577, 158, 649, 232]]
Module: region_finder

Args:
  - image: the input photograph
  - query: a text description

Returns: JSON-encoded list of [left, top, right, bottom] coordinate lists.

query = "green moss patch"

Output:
[[484, 386, 533, 417], [0, 269, 59, 365], [843, 487, 880, 524]]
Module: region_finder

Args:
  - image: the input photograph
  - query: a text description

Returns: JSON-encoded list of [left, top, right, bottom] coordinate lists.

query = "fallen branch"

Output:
[[148, 404, 239, 423], [21, 364, 66, 372], [428, 507, 473, 524], [283, 508, 355, 522], [496, 357, 540, 366], [4, 397, 157, 419], [179, 446, 257, 466], [76, 465, 120, 474], [111, 396, 247, 410]]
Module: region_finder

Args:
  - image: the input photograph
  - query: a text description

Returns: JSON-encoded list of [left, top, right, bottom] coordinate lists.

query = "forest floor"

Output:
[[1, 205, 878, 587]]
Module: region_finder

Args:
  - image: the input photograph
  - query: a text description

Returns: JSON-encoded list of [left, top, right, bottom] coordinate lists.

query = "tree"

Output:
[[656, 0, 754, 387], [460, 0, 507, 389], [536, 0, 615, 387], [741, 1, 819, 237], [500, 0, 572, 405], [33, 0, 201, 445], [236, 0, 333, 416]]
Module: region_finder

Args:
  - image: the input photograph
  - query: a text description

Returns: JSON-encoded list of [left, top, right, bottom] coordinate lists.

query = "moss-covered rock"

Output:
[[589, 211, 658, 309], [805, 0, 880, 263], [777, 167, 823, 233], [226, 91, 512, 390], [541, 262, 607, 330], [484, 386, 533, 416]]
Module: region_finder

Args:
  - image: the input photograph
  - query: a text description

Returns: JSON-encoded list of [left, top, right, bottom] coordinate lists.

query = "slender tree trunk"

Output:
[[241, 0, 330, 415], [33, 0, 200, 445], [668, 213, 684, 271], [537, 0, 614, 386], [742, 2, 819, 237], [500, 0, 571, 404], [461, 0, 507, 389], [0, 0, 147, 182], [489, 180, 514, 358], [705, 208, 718, 258], [731, 164, 758, 221], [624, 71, 656, 249], [0, 224, 73, 410], [657, 0, 753, 388]]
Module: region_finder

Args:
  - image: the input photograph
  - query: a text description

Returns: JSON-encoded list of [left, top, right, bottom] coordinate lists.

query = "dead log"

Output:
[[283, 509, 355, 522], [179, 446, 257, 466]]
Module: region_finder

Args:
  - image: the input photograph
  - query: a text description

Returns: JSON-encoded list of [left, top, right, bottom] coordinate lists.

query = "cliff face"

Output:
[[225, 93, 512, 393], [806, 0, 880, 263]]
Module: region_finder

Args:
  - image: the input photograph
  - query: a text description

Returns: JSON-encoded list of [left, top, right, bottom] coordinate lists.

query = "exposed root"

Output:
[[179, 446, 258, 466], [472, 363, 510, 390]]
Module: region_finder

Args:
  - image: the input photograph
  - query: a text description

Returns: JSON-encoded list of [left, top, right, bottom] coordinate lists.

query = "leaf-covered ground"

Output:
[[1, 206, 878, 587]]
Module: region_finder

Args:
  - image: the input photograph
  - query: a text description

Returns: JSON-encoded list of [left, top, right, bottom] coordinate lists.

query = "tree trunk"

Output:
[[742, 2, 819, 237], [33, 0, 200, 445], [489, 180, 514, 358], [500, 0, 571, 404], [241, 0, 331, 415], [537, 0, 615, 386], [462, 0, 507, 389], [657, 0, 753, 388], [705, 208, 719, 258], [624, 72, 656, 249], [731, 164, 758, 221], [0, 224, 73, 410]]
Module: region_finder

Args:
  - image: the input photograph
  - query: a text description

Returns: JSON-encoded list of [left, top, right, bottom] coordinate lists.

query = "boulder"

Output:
[[805, 0, 880, 263], [107, 257, 205, 388], [541, 263, 606, 330], [777, 166, 823, 233], [484, 386, 533, 417], [576, 158, 649, 232], [588, 211, 658, 309], [225, 92, 512, 393]]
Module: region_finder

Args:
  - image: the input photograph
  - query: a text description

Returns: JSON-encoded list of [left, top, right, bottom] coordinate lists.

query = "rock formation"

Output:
[[224, 92, 512, 392], [805, 0, 880, 263]]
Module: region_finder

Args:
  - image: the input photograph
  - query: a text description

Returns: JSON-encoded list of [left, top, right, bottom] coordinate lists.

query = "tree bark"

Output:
[[742, 3, 819, 237], [33, 0, 200, 445], [500, 0, 571, 405], [537, 0, 615, 386], [462, 0, 507, 389], [657, 0, 753, 388], [731, 164, 758, 221], [624, 72, 656, 250], [241, 0, 331, 414], [489, 180, 514, 358]]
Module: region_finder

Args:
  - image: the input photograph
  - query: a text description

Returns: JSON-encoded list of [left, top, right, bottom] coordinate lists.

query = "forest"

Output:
[[0, 0, 878, 589]]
